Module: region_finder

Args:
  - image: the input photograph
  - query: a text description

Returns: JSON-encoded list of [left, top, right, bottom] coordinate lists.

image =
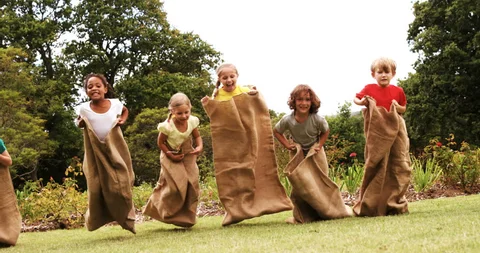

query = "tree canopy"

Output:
[[0, 0, 221, 184], [402, 0, 480, 148]]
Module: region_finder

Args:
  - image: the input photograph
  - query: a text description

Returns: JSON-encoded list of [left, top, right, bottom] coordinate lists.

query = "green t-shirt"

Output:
[[0, 139, 6, 154]]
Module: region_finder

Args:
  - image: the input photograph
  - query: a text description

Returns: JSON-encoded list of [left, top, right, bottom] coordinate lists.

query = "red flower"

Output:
[[49, 176, 53, 181], [349, 152, 357, 158], [436, 142, 442, 147]]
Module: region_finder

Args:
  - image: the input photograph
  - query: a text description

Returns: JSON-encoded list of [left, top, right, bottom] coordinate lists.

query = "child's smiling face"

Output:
[[172, 104, 191, 122], [86, 77, 107, 100], [294, 91, 312, 114], [218, 67, 238, 92]]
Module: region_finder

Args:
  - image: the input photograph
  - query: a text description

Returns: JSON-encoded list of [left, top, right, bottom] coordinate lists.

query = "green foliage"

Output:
[[403, 0, 480, 148], [65, 156, 87, 190], [325, 101, 365, 168], [279, 175, 292, 197], [116, 72, 211, 127], [125, 108, 168, 184], [423, 134, 480, 191], [324, 134, 355, 170], [17, 178, 88, 229], [342, 163, 364, 194], [15, 180, 41, 220], [197, 124, 214, 182], [132, 182, 154, 211], [0, 0, 74, 77], [449, 142, 480, 191], [423, 134, 457, 172], [328, 165, 344, 188], [411, 156, 443, 192], [1, 0, 221, 186], [199, 176, 222, 209], [65, 0, 220, 86], [0, 47, 81, 182], [0, 90, 55, 180]]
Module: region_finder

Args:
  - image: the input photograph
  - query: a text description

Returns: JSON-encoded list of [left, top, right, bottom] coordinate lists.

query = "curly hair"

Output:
[[83, 73, 115, 99], [287, 84, 321, 114]]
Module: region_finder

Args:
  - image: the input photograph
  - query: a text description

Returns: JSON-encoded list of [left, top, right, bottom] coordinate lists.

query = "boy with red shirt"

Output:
[[352, 57, 411, 217], [354, 57, 407, 113]]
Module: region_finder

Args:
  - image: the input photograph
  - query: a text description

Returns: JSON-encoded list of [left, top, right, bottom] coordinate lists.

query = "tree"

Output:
[[124, 108, 167, 184], [325, 101, 365, 168], [0, 0, 74, 78], [403, 0, 480, 148], [65, 0, 221, 86], [0, 90, 54, 181], [115, 72, 211, 125]]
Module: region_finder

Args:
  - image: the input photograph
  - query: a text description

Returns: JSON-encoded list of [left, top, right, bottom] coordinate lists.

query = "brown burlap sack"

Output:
[[203, 92, 293, 226], [353, 97, 412, 216], [142, 138, 199, 227], [82, 118, 136, 233], [0, 166, 21, 246], [285, 143, 351, 223]]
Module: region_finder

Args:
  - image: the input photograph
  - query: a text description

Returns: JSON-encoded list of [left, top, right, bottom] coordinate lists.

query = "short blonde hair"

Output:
[[370, 57, 396, 74]]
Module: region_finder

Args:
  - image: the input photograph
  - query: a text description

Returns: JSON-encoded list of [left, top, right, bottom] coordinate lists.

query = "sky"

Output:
[[162, 0, 419, 116]]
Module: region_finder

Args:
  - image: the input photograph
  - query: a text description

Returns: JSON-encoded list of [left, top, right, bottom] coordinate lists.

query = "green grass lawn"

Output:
[[4, 194, 480, 253]]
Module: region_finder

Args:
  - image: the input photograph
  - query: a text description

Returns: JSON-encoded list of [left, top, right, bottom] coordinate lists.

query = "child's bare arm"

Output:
[[117, 106, 129, 126], [273, 129, 296, 151], [0, 150, 12, 167], [314, 129, 330, 152], [354, 97, 368, 106], [392, 100, 406, 114], [158, 132, 184, 162], [190, 128, 203, 155], [318, 129, 330, 147], [76, 115, 86, 128]]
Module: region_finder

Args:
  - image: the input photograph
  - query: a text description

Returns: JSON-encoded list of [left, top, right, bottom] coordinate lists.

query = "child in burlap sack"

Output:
[[201, 63, 293, 226], [201, 63, 257, 102], [274, 84, 352, 224], [0, 138, 21, 247], [142, 93, 203, 227], [353, 57, 411, 216], [77, 73, 136, 233]]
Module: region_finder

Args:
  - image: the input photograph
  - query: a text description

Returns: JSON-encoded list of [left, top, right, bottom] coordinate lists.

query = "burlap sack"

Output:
[[0, 166, 21, 246], [353, 97, 412, 216], [142, 138, 199, 227], [285, 143, 351, 223], [82, 118, 136, 233], [203, 92, 293, 226]]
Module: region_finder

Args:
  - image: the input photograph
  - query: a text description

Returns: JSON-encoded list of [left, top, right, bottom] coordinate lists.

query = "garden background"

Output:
[[0, 0, 479, 233]]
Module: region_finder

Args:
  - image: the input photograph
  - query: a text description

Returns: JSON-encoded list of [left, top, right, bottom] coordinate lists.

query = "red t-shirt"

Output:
[[356, 84, 407, 112]]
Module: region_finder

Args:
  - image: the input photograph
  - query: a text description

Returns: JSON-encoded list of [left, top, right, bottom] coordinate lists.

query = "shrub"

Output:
[[132, 182, 154, 210], [448, 142, 480, 192], [424, 135, 480, 191], [199, 176, 222, 209], [328, 165, 344, 188], [424, 134, 455, 183], [411, 156, 442, 192], [18, 178, 88, 229], [342, 163, 364, 194]]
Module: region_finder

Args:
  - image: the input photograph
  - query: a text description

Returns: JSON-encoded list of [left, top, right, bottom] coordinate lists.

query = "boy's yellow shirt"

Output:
[[215, 85, 251, 101]]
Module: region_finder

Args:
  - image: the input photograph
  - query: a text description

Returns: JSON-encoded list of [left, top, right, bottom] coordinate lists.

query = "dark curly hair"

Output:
[[83, 73, 115, 99], [287, 84, 321, 114]]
